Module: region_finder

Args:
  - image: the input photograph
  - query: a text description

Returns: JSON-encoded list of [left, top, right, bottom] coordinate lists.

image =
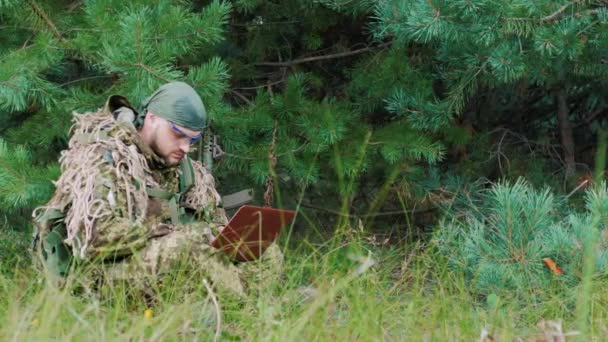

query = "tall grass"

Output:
[[3, 230, 608, 340]]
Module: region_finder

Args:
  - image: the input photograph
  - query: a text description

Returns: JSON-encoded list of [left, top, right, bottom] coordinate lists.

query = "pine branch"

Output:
[[58, 75, 113, 87], [540, 2, 577, 23], [300, 202, 436, 217], [230, 20, 301, 27], [255, 41, 393, 67], [229, 89, 252, 105], [67, 0, 82, 12], [27, 0, 65, 42], [0, 139, 58, 210], [543, 9, 605, 23], [506, 4, 606, 23], [263, 121, 278, 207], [131, 63, 172, 82], [223, 142, 309, 160]]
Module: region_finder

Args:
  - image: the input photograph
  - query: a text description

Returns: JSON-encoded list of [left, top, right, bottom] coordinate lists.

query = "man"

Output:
[[33, 82, 281, 297]]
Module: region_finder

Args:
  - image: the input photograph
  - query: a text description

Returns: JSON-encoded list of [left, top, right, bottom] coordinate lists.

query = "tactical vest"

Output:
[[33, 156, 197, 280]]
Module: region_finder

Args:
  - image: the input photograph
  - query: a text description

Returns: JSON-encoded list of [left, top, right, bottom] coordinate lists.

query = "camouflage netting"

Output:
[[70, 112, 151, 257], [36, 107, 161, 258]]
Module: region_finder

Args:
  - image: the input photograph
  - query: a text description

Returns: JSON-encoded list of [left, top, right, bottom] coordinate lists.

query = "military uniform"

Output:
[[33, 89, 281, 297]]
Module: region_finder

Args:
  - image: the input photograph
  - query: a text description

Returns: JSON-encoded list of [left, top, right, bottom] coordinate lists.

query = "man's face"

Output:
[[148, 114, 202, 166]]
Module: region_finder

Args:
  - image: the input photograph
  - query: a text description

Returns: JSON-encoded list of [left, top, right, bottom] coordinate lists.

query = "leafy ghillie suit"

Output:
[[33, 97, 281, 297]]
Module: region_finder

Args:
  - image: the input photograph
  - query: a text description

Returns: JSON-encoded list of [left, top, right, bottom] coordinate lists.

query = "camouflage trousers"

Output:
[[88, 223, 283, 298]]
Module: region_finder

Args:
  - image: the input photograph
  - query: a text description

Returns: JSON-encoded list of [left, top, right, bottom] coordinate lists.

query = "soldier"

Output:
[[33, 82, 281, 298]]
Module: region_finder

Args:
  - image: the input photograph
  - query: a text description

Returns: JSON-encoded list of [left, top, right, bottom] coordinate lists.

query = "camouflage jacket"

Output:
[[34, 98, 227, 262]]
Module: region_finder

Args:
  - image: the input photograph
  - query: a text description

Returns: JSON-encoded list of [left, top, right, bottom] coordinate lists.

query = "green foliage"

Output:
[[0, 139, 59, 211], [0, 0, 21, 9], [373, 1, 608, 180], [0, 224, 30, 275], [216, 71, 445, 208], [216, 74, 355, 186], [0, 32, 64, 112], [316, 0, 375, 17], [435, 178, 608, 298], [346, 47, 434, 113]]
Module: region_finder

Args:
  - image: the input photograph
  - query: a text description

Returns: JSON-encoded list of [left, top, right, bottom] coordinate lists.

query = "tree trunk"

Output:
[[557, 89, 576, 177]]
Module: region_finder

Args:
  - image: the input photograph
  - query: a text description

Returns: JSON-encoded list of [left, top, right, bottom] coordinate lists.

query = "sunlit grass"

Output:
[[2, 232, 608, 340]]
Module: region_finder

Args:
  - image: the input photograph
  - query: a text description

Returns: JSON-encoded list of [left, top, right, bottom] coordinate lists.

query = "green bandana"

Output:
[[139, 82, 207, 131]]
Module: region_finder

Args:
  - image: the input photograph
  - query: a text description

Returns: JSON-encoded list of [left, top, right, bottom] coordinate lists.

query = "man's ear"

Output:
[[145, 112, 158, 126]]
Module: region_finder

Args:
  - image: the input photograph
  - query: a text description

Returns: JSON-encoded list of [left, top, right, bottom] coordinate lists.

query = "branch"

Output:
[[255, 41, 393, 67], [58, 75, 113, 87], [229, 89, 252, 105], [67, 1, 83, 12], [223, 141, 309, 160], [507, 5, 605, 23], [574, 107, 608, 128], [300, 203, 436, 217], [147, 29, 206, 41], [264, 121, 278, 207], [540, 2, 576, 23], [233, 78, 286, 90], [0, 158, 26, 183], [230, 20, 301, 27], [543, 7, 604, 22], [28, 1, 65, 42], [131, 63, 171, 82]]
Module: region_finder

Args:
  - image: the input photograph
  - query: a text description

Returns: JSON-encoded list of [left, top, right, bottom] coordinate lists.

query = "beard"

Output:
[[149, 128, 182, 166]]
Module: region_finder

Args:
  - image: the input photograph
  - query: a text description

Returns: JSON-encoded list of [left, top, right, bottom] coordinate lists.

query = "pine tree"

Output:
[[221, 1, 448, 220], [373, 0, 608, 178], [1, 0, 448, 230], [435, 178, 608, 300]]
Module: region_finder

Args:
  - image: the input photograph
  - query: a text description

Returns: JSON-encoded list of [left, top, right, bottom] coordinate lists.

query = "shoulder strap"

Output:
[[145, 156, 196, 225], [179, 155, 195, 195]]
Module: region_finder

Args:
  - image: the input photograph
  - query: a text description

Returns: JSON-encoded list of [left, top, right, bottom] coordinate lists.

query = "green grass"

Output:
[[2, 231, 608, 341]]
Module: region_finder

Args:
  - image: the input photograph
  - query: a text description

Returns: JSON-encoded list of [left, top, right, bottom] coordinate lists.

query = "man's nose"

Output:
[[179, 140, 190, 153]]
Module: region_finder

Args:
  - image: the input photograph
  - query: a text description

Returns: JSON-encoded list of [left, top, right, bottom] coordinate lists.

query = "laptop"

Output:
[[211, 205, 296, 262]]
